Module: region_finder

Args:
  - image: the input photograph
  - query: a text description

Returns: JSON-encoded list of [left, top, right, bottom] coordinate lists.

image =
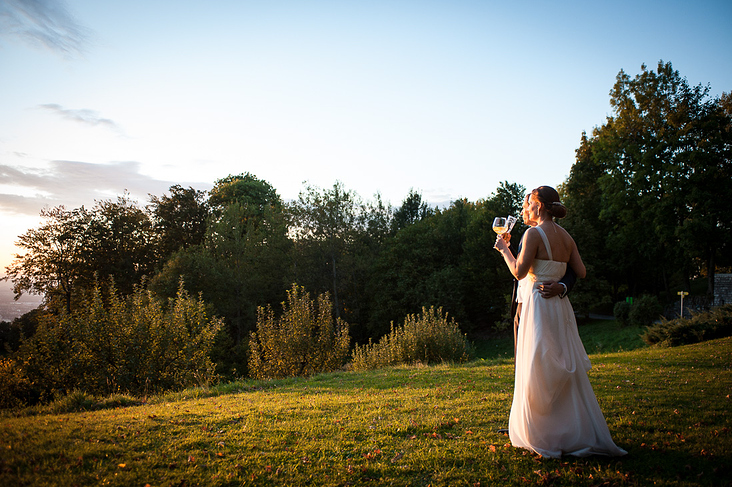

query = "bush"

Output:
[[629, 294, 663, 327], [15, 278, 223, 401], [248, 284, 351, 379], [350, 306, 474, 371], [0, 358, 35, 409], [642, 304, 732, 346], [613, 301, 633, 327]]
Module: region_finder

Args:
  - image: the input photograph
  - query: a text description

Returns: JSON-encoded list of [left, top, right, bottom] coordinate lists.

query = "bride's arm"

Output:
[[495, 229, 538, 280]]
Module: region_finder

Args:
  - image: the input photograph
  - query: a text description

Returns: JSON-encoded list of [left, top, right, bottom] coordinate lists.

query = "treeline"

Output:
[[1, 60, 730, 389], [2, 176, 525, 376]]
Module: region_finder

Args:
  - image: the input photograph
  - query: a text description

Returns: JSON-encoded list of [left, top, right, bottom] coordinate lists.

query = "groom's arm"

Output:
[[539, 266, 577, 299], [557, 265, 576, 298]]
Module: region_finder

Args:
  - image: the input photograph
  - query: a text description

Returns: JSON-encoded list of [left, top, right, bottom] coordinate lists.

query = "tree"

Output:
[[288, 181, 363, 320], [391, 189, 433, 232], [86, 194, 156, 295], [366, 182, 523, 336], [150, 174, 291, 377], [151, 202, 291, 345], [207, 173, 281, 218], [4, 205, 93, 313], [562, 61, 732, 306], [4, 194, 158, 313], [148, 185, 209, 262]]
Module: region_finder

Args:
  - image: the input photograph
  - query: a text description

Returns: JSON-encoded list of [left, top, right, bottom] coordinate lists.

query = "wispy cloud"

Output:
[[0, 0, 90, 58], [0, 161, 210, 216], [39, 104, 126, 136]]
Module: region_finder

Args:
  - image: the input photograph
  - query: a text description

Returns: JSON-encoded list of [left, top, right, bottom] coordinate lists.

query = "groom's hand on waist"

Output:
[[539, 281, 567, 299]]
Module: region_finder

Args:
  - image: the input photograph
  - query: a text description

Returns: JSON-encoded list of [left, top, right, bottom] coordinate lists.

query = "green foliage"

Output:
[[248, 284, 351, 379], [614, 295, 662, 328], [0, 357, 34, 409], [369, 182, 526, 336], [14, 278, 222, 401], [628, 294, 663, 327], [150, 200, 292, 349], [148, 184, 209, 260], [4, 205, 94, 313], [39, 390, 142, 415], [0, 308, 41, 355], [351, 306, 474, 371], [287, 181, 364, 325], [4, 194, 158, 313], [562, 61, 732, 304], [642, 304, 732, 346], [391, 188, 434, 232], [613, 301, 632, 327], [207, 173, 282, 216]]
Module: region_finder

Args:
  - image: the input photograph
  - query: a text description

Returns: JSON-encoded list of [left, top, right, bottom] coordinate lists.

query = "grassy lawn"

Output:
[[1, 330, 730, 485]]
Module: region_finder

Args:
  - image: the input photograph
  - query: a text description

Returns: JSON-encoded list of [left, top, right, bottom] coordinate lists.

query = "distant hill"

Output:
[[0, 282, 42, 322]]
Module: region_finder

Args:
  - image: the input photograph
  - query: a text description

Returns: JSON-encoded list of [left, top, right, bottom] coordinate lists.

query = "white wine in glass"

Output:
[[492, 216, 517, 235], [492, 217, 508, 234]]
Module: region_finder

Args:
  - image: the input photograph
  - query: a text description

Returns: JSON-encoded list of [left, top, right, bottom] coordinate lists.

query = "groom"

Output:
[[508, 194, 576, 356]]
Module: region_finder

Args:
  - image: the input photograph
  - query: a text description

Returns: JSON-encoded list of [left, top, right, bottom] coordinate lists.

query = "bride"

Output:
[[494, 186, 626, 458]]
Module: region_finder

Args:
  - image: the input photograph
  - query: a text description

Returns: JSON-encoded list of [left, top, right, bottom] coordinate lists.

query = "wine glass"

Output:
[[492, 215, 517, 235]]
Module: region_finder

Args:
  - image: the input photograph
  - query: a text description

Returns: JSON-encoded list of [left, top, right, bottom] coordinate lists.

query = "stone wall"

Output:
[[714, 273, 732, 307]]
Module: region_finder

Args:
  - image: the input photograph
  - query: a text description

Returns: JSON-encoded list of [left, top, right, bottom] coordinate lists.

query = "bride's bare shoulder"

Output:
[[554, 222, 575, 241]]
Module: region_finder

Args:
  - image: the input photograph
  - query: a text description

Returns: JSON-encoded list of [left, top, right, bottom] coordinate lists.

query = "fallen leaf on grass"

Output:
[[391, 452, 404, 463]]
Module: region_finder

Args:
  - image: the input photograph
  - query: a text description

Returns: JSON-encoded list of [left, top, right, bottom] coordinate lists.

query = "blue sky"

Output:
[[1, 0, 731, 278]]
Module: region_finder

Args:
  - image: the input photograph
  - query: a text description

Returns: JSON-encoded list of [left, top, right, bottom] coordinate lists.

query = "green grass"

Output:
[[471, 318, 647, 360], [1, 331, 730, 486]]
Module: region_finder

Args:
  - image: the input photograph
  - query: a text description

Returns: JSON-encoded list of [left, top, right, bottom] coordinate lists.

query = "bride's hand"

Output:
[[494, 234, 509, 252]]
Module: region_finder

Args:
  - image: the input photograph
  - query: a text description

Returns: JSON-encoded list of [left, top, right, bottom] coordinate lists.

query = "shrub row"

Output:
[[248, 284, 350, 379], [351, 306, 474, 371], [3, 281, 476, 407], [1, 279, 222, 407], [642, 304, 732, 346]]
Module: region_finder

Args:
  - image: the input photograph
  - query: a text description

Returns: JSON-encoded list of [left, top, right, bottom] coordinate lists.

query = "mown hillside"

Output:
[[1, 336, 730, 486]]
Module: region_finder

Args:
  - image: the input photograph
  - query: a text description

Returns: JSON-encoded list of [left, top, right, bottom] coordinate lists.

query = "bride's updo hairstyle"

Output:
[[531, 186, 567, 219]]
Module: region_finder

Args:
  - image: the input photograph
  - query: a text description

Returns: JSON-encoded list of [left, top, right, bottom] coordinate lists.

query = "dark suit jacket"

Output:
[[509, 235, 577, 320]]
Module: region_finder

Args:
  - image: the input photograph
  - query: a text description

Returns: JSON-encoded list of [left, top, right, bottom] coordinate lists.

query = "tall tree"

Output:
[[4, 206, 93, 313], [391, 189, 433, 232], [288, 181, 363, 320], [208, 173, 281, 219], [563, 61, 732, 305], [369, 182, 526, 336], [86, 194, 156, 295], [148, 185, 209, 262], [4, 194, 157, 312], [151, 186, 290, 346]]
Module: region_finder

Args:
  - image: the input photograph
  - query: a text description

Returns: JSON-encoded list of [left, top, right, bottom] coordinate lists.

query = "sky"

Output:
[[1, 0, 731, 281]]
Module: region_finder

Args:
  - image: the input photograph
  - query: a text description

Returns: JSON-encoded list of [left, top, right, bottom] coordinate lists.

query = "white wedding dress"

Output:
[[509, 227, 627, 458]]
